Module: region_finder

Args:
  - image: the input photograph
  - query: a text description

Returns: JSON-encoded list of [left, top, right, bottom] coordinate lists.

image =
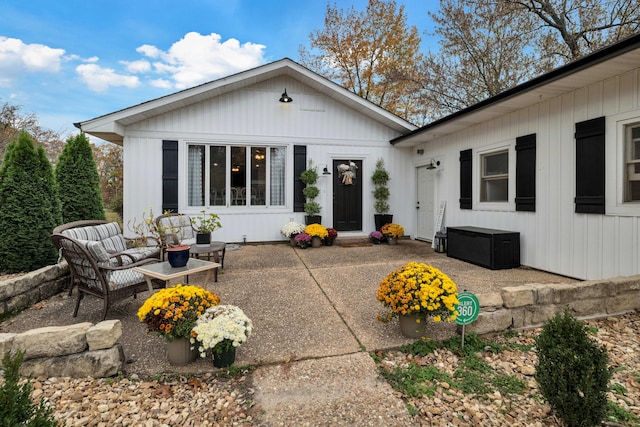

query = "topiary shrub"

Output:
[[55, 132, 105, 223], [300, 161, 321, 217], [0, 350, 59, 426], [0, 131, 61, 273], [371, 158, 390, 214], [534, 310, 612, 427]]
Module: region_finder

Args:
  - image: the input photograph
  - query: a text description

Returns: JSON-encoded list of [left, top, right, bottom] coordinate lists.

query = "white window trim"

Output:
[[180, 140, 291, 214], [606, 112, 640, 216], [474, 143, 515, 212]]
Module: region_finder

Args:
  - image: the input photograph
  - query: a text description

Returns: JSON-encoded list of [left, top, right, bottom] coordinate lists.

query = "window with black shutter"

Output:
[[293, 145, 306, 212], [515, 134, 536, 212], [459, 149, 472, 209], [162, 140, 179, 212], [575, 117, 605, 214]]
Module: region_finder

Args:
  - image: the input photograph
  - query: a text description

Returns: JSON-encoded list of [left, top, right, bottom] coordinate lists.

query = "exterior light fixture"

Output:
[[318, 164, 331, 175], [279, 88, 292, 103], [426, 158, 440, 170]]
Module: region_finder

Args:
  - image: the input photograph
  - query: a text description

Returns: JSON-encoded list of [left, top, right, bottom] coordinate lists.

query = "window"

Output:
[[188, 144, 286, 208], [480, 150, 508, 202], [625, 123, 640, 202]]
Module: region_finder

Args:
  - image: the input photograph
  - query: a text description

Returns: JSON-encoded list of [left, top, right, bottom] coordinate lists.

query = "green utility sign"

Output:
[[455, 292, 480, 325]]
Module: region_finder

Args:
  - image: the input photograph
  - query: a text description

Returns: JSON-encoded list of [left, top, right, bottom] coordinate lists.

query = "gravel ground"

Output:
[[378, 311, 640, 427], [5, 310, 637, 426], [2, 241, 637, 426]]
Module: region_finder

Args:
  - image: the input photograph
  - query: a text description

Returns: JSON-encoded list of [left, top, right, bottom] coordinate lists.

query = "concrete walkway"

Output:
[[1, 239, 575, 425]]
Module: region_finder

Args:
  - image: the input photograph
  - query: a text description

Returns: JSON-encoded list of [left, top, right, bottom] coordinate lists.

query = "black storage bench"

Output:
[[447, 226, 520, 270]]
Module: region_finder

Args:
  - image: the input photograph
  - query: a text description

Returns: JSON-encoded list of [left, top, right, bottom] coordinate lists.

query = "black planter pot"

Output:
[[305, 215, 322, 225], [374, 214, 393, 231], [167, 246, 190, 267], [196, 232, 211, 245]]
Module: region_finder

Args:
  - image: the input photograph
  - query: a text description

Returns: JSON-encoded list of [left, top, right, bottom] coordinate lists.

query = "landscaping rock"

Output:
[[21, 345, 125, 378], [87, 320, 122, 351], [12, 323, 91, 359]]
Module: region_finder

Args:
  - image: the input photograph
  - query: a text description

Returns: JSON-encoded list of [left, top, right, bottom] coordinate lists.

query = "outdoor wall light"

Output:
[[426, 158, 441, 170], [279, 88, 293, 103], [319, 164, 331, 175]]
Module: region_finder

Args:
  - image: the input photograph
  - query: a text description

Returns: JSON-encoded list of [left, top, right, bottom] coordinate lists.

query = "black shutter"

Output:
[[162, 140, 179, 213], [515, 134, 536, 212], [459, 149, 472, 210], [293, 145, 306, 212], [575, 117, 605, 214]]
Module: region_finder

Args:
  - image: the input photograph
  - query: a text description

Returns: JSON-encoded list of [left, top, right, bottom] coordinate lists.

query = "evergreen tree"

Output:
[[0, 350, 59, 426], [55, 132, 105, 222], [0, 131, 61, 273]]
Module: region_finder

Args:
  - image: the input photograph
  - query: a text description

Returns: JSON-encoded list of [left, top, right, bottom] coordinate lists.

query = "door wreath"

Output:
[[337, 161, 358, 185]]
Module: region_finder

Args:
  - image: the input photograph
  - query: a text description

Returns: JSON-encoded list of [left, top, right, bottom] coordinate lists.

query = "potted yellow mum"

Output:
[[380, 223, 404, 245], [377, 262, 459, 338], [137, 284, 221, 365], [304, 223, 328, 248]]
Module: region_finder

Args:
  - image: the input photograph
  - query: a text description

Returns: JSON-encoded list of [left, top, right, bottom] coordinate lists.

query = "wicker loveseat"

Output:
[[51, 220, 161, 320]]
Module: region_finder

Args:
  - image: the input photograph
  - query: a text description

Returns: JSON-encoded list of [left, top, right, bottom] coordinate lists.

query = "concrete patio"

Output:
[[1, 239, 576, 377]]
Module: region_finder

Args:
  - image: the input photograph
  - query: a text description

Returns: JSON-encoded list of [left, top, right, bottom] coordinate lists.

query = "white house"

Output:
[[79, 33, 640, 281], [78, 59, 417, 244], [393, 33, 640, 280]]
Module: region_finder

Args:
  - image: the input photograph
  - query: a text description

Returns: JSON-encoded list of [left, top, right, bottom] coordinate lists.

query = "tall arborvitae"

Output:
[[0, 131, 62, 272], [55, 132, 105, 223]]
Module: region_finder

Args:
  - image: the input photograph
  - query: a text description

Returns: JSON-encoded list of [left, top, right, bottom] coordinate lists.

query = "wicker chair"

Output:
[[154, 213, 197, 258], [52, 220, 161, 320]]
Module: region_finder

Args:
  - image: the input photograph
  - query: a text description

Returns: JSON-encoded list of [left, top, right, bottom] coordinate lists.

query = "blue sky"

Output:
[[0, 1, 437, 138]]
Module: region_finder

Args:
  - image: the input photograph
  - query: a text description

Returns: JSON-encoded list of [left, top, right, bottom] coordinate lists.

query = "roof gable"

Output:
[[78, 58, 416, 144]]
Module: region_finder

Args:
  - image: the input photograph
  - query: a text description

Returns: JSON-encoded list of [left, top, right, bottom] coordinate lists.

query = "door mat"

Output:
[[339, 242, 373, 248]]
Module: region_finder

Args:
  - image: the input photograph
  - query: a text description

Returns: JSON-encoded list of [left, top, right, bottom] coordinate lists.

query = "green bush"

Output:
[[55, 132, 105, 223], [534, 310, 611, 427], [0, 131, 61, 273], [0, 350, 58, 426], [302, 186, 320, 199]]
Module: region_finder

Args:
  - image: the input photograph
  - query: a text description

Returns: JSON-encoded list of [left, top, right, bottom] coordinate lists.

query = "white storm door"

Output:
[[416, 165, 435, 241]]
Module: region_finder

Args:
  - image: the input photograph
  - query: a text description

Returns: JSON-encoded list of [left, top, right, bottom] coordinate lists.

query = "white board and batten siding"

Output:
[[415, 67, 640, 280], [123, 75, 414, 244]]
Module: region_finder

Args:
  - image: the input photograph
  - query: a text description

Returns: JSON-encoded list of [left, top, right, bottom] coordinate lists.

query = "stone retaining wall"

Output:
[[0, 263, 69, 316], [0, 320, 125, 378], [467, 275, 640, 335]]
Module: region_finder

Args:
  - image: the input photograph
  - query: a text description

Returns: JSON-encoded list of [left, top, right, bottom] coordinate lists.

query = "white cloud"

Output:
[[122, 59, 151, 73], [76, 63, 140, 92], [138, 32, 266, 89], [137, 44, 161, 58], [0, 37, 65, 86], [150, 78, 173, 89]]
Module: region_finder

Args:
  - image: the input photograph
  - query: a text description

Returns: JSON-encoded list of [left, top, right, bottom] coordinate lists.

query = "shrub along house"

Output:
[[77, 59, 416, 244], [392, 33, 640, 281]]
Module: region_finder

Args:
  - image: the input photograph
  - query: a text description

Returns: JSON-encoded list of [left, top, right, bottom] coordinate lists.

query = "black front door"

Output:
[[333, 159, 362, 231]]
